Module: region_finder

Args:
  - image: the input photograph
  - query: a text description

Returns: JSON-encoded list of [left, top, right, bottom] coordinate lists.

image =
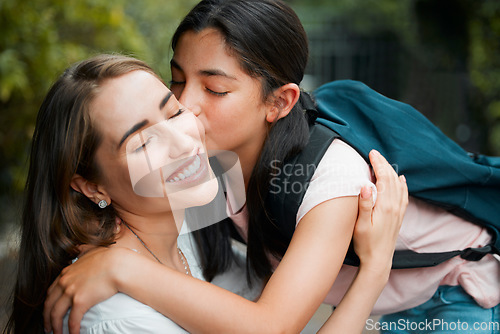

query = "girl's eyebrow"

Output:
[[170, 58, 236, 80], [199, 68, 237, 80], [170, 59, 182, 71], [159, 92, 173, 110]]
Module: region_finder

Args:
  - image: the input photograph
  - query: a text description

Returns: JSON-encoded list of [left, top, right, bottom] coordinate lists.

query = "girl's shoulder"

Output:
[[318, 139, 369, 170], [313, 138, 373, 182], [296, 139, 376, 225]]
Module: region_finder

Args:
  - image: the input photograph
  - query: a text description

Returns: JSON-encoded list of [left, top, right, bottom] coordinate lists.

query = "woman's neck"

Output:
[[113, 209, 186, 273]]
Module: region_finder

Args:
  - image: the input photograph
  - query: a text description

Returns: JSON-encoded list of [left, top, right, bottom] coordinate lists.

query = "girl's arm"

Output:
[[45, 150, 407, 334], [320, 160, 408, 333]]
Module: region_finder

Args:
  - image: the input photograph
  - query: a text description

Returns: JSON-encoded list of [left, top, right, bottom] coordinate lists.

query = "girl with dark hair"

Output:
[[4, 54, 262, 333], [42, 1, 411, 334], [165, 2, 500, 333]]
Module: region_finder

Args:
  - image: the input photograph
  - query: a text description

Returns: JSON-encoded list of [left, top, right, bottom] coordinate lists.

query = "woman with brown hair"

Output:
[[40, 1, 406, 332], [44, 0, 499, 333], [6, 52, 404, 333], [4, 54, 259, 333]]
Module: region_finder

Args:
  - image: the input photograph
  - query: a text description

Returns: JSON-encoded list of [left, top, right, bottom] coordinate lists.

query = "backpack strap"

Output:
[[265, 123, 339, 243], [344, 245, 495, 269], [266, 123, 499, 269]]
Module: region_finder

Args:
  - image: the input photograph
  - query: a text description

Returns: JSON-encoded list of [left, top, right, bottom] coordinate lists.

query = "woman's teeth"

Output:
[[167, 155, 202, 183]]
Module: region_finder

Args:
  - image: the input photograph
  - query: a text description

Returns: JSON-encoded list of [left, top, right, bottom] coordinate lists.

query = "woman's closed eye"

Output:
[[134, 136, 153, 153], [170, 108, 185, 119]]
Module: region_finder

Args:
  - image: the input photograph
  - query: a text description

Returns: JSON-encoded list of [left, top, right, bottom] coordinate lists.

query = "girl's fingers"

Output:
[[398, 174, 409, 222], [369, 150, 393, 179], [369, 150, 397, 197], [44, 275, 62, 332], [49, 295, 73, 334], [68, 303, 88, 334], [357, 186, 373, 225]]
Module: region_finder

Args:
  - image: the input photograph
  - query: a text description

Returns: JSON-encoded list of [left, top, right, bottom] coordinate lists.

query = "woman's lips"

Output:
[[163, 152, 210, 188]]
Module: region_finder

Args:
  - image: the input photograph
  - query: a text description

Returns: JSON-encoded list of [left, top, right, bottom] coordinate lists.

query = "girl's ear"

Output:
[[70, 174, 111, 207], [266, 83, 301, 123]]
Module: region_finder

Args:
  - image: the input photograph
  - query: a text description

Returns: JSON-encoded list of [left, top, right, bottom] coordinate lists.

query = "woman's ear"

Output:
[[70, 174, 111, 207], [266, 83, 301, 123]]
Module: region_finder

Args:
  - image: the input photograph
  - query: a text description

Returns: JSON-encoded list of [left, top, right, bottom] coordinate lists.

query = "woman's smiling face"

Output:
[[89, 70, 217, 216]]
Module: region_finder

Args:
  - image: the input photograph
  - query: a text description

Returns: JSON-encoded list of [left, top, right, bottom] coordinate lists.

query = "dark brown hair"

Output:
[[172, 0, 314, 282], [4, 54, 158, 333]]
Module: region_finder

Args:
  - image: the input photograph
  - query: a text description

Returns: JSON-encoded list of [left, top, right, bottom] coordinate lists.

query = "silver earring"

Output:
[[98, 199, 108, 209]]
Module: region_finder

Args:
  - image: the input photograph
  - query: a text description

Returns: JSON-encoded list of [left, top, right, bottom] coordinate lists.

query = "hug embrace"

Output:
[[5, 0, 500, 333]]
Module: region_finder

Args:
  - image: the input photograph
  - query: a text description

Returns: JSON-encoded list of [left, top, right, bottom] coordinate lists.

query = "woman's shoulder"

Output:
[[64, 293, 189, 334]]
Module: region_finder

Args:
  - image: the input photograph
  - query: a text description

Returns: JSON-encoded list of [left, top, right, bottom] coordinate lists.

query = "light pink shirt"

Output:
[[231, 139, 500, 315]]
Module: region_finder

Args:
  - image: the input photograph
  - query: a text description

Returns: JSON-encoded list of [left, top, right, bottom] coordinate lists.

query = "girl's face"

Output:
[[170, 28, 271, 163], [89, 70, 217, 216]]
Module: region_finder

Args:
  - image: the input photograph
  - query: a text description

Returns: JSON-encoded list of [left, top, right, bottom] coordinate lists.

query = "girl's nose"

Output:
[[178, 85, 202, 117], [188, 104, 202, 117]]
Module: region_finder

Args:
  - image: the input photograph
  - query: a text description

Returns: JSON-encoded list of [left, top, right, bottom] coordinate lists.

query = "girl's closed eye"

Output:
[[169, 80, 185, 87], [206, 87, 228, 97]]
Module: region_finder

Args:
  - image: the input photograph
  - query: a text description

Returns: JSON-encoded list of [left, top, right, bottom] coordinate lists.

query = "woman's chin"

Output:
[[166, 176, 219, 211]]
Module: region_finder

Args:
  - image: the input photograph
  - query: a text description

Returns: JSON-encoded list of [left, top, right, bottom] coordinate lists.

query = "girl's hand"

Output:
[[353, 150, 408, 274], [43, 246, 132, 334]]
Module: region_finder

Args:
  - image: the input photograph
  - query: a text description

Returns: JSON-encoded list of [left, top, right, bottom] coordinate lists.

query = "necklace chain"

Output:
[[121, 220, 190, 275]]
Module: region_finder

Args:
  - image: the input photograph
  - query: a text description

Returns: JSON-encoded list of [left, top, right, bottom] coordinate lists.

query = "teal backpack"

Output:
[[265, 80, 500, 268]]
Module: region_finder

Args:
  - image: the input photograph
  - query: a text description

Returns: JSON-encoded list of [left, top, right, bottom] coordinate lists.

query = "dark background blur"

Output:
[[1, 0, 499, 330]]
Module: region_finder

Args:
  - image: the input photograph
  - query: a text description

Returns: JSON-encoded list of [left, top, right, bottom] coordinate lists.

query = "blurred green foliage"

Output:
[[469, 1, 500, 154], [0, 0, 197, 224], [1, 0, 141, 196], [0, 0, 499, 229]]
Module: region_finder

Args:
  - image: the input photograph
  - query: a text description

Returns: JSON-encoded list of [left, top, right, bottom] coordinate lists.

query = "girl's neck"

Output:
[[234, 138, 266, 189]]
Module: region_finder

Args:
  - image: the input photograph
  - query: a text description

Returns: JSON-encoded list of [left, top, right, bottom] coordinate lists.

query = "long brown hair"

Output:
[[172, 0, 312, 282], [4, 54, 159, 334]]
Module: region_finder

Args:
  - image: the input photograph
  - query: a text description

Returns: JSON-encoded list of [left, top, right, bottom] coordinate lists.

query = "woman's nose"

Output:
[[166, 126, 194, 160]]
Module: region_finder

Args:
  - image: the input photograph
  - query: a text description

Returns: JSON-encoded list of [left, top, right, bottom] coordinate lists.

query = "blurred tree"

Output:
[[469, 0, 500, 154], [1, 0, 498, 229], [124, 0, 199, 79], [0, 0, 199, 325], [0, 0, 199, 230], [291, 0, 500, 155], [0, 0, 145, 199]]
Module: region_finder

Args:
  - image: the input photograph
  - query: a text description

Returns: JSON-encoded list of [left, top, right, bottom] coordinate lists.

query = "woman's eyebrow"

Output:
[[118, 119, 149, 149], [159, 92, 173, 110]]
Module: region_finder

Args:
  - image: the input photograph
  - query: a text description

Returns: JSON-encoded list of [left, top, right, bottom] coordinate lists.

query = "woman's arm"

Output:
[[45, 150, 407, 334]]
